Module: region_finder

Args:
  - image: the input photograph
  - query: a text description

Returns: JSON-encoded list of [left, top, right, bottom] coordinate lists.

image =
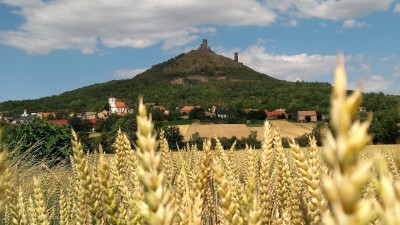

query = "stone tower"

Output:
[[202, 39, 207, 48], [198, 39, 212, 51], [234, 52, 238, 62]]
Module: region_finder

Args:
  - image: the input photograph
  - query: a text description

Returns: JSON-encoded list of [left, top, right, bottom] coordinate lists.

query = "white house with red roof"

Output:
[[109, 97, 129, 114]]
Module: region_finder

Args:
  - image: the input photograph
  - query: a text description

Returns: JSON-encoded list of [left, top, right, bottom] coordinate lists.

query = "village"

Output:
[[0, 96, 319, 128]]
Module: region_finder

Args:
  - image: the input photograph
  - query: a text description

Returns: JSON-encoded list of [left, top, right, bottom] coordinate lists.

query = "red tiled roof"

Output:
[[265, 110, 285, 117], [48, 120, 68, 125], [115, 101, 127, 108], [181, 106, 196, 112]]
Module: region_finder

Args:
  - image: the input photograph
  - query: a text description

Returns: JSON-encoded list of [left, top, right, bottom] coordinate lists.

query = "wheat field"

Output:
[[1, 54, 400, 225]]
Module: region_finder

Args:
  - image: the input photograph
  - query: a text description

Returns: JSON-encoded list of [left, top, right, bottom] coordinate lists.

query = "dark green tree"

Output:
[[189, 107, 205, 120], [188, 132, 204, 149], [68, 117, 92, 132], [1, 119, 71, 164], [163, 126, 184, 150]]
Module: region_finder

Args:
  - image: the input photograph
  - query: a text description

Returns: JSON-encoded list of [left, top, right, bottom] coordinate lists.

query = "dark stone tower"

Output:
[[234, 52, 238, 62], [198, 39, 212, 52], [202, 39, 208, 48]]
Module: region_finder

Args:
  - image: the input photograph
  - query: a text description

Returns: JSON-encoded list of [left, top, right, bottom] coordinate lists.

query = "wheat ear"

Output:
[[135, 97, 175, 225], [321, 53, 376, 225]]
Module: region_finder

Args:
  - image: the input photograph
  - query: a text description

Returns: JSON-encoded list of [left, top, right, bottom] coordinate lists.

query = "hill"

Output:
[[0, 40, 399, 123]]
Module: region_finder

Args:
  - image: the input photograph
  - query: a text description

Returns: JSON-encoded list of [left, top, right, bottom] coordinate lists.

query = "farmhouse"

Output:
[[297, 111, 317, 122]]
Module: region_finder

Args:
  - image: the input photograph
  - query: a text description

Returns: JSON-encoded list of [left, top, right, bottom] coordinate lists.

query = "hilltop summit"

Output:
[[0, 39, 332, 114]]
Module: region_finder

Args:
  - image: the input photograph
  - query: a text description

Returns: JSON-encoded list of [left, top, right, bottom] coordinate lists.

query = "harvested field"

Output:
[[179, 120, 315, 140], [182, 124, 250, 140], [249, 120, 315, 140]]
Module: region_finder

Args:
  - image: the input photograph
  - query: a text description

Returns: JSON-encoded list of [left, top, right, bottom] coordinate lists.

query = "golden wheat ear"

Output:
[[135, 97, 176, 225], [321, 53, 376, 225], [0, 152, 7, 211]]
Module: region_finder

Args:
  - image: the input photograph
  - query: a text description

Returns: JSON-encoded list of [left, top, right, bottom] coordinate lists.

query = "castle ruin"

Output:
[[198, 39, 212, 52]]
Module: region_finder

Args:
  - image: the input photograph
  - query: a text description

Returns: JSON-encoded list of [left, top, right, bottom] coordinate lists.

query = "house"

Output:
[[12, 109, 33, 124], [36, 112, 56, 119], [97, 110, 109, 119], [297, 111, 317, 122], [85, 112, 98, 120], [109, 97, 130, 114], [265, 109, 286, 120], [216, 109, 229, 118], [180, 106, 196, 115], [205, 106, 217, 117]]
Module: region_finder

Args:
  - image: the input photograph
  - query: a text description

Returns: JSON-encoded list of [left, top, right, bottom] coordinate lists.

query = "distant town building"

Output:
[[36, 112, 56, 119], [216, 109, 229, 118], [297, 111, 317, 123], [12, 109, 33, 124], [109, 97, 130, 114]]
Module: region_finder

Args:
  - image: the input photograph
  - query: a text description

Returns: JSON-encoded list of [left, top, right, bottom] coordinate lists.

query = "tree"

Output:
[[189, 107, 205, 120], [162, 126, 184, 150], [311, 122, 333, 146], [56, 111, 69, 119], [68, 117, 92, 132], [150, 108, 165, 121], [188, 132, 204, 149], [1, 119, 71, 164]]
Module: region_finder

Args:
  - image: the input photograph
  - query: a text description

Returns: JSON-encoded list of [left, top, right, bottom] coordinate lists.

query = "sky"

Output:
[[0, 0, 399, 102]]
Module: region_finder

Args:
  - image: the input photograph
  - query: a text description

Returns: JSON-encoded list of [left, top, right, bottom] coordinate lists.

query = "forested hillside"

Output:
[[0, 48, 399, 137]]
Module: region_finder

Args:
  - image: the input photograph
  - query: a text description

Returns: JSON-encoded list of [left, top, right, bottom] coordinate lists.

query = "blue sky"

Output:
[[0, 0, 399, 102]]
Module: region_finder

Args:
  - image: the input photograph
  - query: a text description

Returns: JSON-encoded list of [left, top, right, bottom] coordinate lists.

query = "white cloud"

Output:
[[114, 68, 147, 78], [319, 22, 328, 27], [393, 65, 400, 78], [267, 0, 391, 20], [349, 75, 393, 93], [287, 19, 299, 27], [216, 41, 336, 81], [342, 19, 367, 29], [0, 0, 276, 54], [394, 3, 400, 13]]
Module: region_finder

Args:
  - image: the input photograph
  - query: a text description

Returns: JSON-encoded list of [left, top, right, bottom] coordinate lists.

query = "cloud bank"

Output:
[[0, 0, 393, 54], [216, 41, 336, 81]]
